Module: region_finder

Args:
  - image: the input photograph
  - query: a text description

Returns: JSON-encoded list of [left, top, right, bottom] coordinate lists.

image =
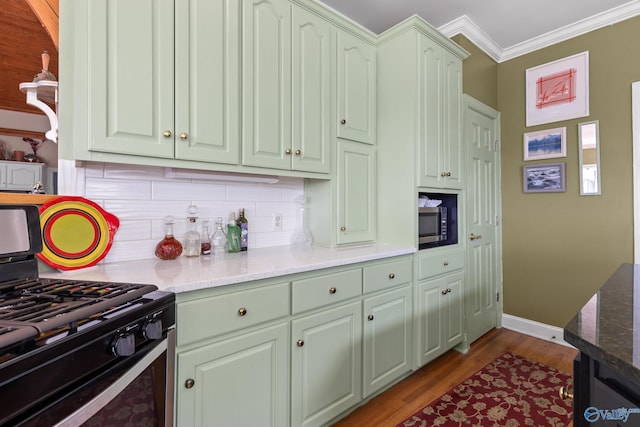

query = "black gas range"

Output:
[[0, 204, 175, 427]]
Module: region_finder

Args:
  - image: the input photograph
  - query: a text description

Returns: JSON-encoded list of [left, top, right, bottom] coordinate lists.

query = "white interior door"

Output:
[[464, 95, 502, 344]]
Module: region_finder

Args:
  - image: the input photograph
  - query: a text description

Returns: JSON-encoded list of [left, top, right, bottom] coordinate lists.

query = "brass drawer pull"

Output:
[[329, 287, 337, 294], [185, 379, 195, 389], [238, 307, 247, 316], [286, 148, 292, 155], [443, 261, 449, 266], [368, 314, 374, 321], [163, 130, 172, 138], [388, 273, 395, 279], [340, 119, 346, 125], [295, 149, 301, 156], [297, 339, 304, 347], [340, 226, 346, 232], [180, 132, 189, 140]]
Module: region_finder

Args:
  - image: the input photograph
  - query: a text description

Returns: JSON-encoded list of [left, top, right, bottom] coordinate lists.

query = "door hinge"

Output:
[[494, 140, 499, 152], [496, 292, 500, 302]]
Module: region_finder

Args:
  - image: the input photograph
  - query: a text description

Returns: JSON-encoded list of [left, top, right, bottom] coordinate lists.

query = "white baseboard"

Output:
[[502, 314, 575, 348]]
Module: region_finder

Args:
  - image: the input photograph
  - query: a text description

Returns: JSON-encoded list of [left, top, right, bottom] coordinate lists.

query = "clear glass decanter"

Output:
[[183, 205, 201, 257], [212, 217, 227, 254]]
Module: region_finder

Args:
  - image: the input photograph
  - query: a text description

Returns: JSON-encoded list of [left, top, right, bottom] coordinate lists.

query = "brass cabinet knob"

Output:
[[163, 130, 172, 138], [185, 379, 195, 389], [443, 261, 449, 266], [297, 339, 304, 347], [440, 172, 447, 177], [447, 172, 452, 177], [447, 288, 452, 294], [295, 149, 301, 156], [340, 226, 346, 232], [559, 386, 573, 400], [340, 119, 346, 125], [329, 287, 337, 294], [388, 273, 395, 279], [238, 307, 247, 317], [368, 314, 374, 321], [180, 132, 189, 140], [285, 148, 292, 155], [441, 289, 448, 295]]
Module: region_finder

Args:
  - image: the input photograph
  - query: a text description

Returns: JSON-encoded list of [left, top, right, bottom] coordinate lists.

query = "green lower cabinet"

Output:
[[362, 285, 412, 397], [291, 301, 362, 427], [417, 271, 464, 366], [176, 322, 289, 427]]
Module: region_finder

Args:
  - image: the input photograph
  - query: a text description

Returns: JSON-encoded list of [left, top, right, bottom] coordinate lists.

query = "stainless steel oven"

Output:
[[0, 205, 175, 427]]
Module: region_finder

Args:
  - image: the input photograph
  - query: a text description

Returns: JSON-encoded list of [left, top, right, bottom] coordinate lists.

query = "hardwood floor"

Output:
[[332, 327, 578, 426]]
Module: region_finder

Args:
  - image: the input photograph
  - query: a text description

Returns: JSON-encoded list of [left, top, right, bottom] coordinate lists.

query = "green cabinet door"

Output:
[[291, 5, 332, 173], [417, 270, 465, 366], [337, 140, 376, 244], [362, 285, 412, 397], [337, 30, 376, 145], [174, 0, 240, 164], [242, 0, 291, 170], [176, 322, 289, 427], [86, 0, 175, 158], [418, 34, 464, 189], [291, 301, 362, 427]]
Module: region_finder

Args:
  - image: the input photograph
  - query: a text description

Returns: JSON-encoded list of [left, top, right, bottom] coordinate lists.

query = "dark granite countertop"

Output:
[[564, 263, 640, 388]]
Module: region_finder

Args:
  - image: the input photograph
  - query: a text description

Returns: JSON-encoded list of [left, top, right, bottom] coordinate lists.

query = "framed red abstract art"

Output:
[[526, 51, 589, 126]]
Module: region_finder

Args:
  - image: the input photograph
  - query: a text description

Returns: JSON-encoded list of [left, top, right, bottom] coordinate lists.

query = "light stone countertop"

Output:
[[39, 243, 416, 294]]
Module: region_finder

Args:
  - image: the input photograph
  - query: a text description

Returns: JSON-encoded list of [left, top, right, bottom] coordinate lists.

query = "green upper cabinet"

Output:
[[418, 35, 464, 189], [336, 30, 376, 145], [69, 0, 240, 164], [243, 1, 330, 173], [242, 0, 291, 170], [174, 0, 241, 164], [337, 140, 376, 244], [83, 0, 176, 158]]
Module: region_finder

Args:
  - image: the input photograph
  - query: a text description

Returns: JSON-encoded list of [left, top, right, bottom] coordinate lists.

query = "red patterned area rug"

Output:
[[397, 352, 573, 427]]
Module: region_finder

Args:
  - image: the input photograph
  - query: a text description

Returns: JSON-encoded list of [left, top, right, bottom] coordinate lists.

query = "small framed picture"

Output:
[[523, 127, 566, 161], [523, 162, 566, 193]]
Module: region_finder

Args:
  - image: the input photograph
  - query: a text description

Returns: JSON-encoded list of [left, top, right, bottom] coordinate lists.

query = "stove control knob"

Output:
[[112, 333, 135, 357], [142, 319, 163, 340]]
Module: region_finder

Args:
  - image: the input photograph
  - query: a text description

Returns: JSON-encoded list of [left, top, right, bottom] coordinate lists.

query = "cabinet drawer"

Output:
[[418, 250, 464, 280], [292, 269, 362, 314], [363, 257, 412, 293], [177, 282, 289, 346]]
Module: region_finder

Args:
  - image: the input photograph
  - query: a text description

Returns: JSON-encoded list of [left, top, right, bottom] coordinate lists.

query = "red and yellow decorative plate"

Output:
[[37, 196, 119, 270]]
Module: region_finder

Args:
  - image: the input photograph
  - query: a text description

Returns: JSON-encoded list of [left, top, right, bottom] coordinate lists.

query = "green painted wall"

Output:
[[452, 34, 498, 110], [461, 16, 640, 327]]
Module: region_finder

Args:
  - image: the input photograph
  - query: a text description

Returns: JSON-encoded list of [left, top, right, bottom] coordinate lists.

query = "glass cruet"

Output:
[[183, 205, 201, 257], [212, 217, 227, 254], [155, 216, 183, 260]]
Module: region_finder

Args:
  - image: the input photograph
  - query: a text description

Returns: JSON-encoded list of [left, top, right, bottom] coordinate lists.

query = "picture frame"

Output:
[[526, 51, 589, 127], [522, 162, 566, 193], [523, 127, 566, 161]]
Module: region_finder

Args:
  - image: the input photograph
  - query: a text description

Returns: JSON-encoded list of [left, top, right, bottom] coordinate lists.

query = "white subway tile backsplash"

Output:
[[62, 162, 306, 263], [152, 181, 227, 201], [86, 178, 152, 200]]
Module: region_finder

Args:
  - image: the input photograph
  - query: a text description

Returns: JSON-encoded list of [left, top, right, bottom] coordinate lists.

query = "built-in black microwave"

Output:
[[418, 207, 447, 245], [418, 193, 458, 249]]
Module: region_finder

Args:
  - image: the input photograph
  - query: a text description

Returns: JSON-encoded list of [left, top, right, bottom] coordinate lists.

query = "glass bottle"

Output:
[[183, 205, 201, 257], [291, 195, 313, 248], [155, 216, 183, 260], [200, 221, 212, 256], [212, 216, 227, 254], [226, 213, 241, 253], [237, 208, 248, 251]]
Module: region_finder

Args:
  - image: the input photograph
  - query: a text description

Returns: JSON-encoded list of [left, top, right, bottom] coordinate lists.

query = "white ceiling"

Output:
[[315, 0, 640, 61]]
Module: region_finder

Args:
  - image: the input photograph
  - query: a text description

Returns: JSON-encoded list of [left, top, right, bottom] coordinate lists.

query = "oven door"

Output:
[[15, 330, 175, 427]]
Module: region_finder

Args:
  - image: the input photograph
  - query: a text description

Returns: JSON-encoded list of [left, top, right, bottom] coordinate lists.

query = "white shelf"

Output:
[[19, 80, 58, 143]]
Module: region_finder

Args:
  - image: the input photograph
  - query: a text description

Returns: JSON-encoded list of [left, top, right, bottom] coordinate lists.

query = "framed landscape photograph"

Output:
[[523, 162, 566, 193], [525, 51, 589, 126], [523, 127, 566, 161]]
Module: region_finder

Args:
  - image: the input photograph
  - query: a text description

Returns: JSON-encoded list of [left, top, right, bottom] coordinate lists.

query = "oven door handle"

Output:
[[53, 337, 169, 427]]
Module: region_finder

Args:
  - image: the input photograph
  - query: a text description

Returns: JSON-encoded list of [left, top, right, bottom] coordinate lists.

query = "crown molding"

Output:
[[439, 1, 640, 63]]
